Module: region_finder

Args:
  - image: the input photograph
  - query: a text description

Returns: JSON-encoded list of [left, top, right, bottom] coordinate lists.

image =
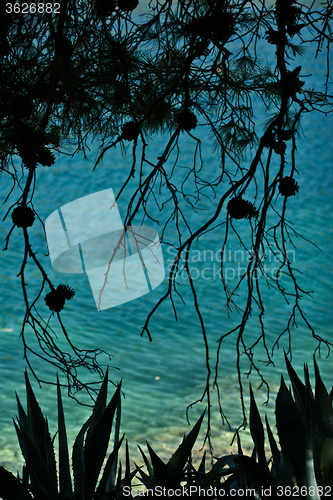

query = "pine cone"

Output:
[[279, 176, 299, 197], [10, 96, 33, 119], [16, 124, 49, 168], [265, 28, 280, 45], [185, 17, 211, 38], [45, 284, 75, 312], [210, 12, 235, 43], [37, 147, 56, 167], [55, 36, 74, 59], [276, 129, 295, 141], [57, 284, 75, 300], [16, 123, 36, 167], [193, 38, 210, 57], [263, 133, 286, 154], [287, 23, 305, 37], [227, 196, 258, 220], [45, 289, 66, 312], [177, 109, 197, 131], [117, 0, 139, 11], [12, 205, 35, 228], [120, 121, 140, 141], [276, 0, 301, 32], [95, 0, 116, 17], [282, 67, 304, 98]]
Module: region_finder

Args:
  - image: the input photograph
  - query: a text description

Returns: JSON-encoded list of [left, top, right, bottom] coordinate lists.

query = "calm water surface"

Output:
[[1, 46, 332, 472]]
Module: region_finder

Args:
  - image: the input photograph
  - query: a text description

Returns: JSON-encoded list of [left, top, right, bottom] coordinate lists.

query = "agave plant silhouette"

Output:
[[0, 369, 137, 500], [0, 357, 332, 499]]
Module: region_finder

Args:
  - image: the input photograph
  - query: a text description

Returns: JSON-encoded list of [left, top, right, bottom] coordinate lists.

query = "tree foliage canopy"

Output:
[[1, 0, 332, 443]]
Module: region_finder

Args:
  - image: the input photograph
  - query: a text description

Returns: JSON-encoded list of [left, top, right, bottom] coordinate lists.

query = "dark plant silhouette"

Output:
[[0, 358, 332, 499], [0, 0, 332, 446]]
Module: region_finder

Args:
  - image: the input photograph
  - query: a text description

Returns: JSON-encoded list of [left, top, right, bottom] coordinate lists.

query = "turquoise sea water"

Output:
[[1, 47, 333, 472]]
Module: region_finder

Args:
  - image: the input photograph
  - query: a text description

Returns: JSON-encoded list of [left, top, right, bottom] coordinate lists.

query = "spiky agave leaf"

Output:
[[249, 384, 267, 471], [146, 442, 178, 489], [24, 371, 58, 494], [13, 419, 56, 497], [303, 366, 320, 500], [15, 391, 28, 434], [133, 461, 151, 489], [233, 455, 281, 493], [192, 451, 206, 488], [57, 375, 73, 499], [0, 465, 32, 500], [72, 418, 90, 500], [201, 455, 238, 488], [95, 435, 125, 497], [314, 358, 333, 439], [275, 376, 306, 486], [123, 440, 131, 490], [114, 462, 123, 500], [265, 415, 280, 478], [137, 444, 154, 485], [85, 368, 109, 450], [108, 382, 122, 492], [320, 438, 333, 488], [284, 352, 308, 418], [84, 382, 122, 498], [167, 409, 206, 475]]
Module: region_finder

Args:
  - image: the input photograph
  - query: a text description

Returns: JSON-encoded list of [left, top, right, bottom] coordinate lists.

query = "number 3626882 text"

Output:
[[6, 3, 60, 14]]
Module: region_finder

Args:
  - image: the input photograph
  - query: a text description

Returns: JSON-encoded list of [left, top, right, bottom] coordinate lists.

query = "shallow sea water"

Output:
[[0, 40, 332, 473]]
